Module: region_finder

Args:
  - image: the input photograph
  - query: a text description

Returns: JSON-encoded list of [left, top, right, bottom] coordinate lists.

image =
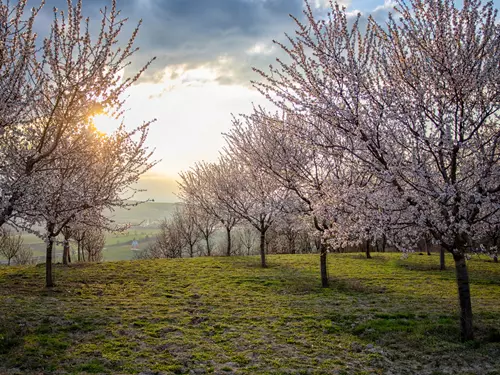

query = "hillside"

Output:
[[0, 253, 499, 374], [104, 201, 181, 225], [0, 202, 178, 264]]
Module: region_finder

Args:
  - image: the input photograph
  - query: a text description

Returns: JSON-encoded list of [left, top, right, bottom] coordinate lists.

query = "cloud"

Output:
[[33, 0, 387, 88], [120, 0, 307, 85]]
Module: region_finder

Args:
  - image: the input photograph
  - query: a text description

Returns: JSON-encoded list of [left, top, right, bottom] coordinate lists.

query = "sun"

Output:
[[91, 113, 121, 134]]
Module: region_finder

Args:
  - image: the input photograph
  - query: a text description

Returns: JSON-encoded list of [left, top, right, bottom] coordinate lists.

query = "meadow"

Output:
[[0, 253, 499, 374]]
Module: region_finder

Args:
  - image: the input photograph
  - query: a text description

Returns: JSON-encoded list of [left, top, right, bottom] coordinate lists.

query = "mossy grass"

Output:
[[0, 253, 499, 374]]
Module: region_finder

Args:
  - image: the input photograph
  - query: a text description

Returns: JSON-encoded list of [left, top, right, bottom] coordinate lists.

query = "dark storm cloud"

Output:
[[30, 0, 318, 85], [119, 0, 310, 84], [29, 0, 363, 86]]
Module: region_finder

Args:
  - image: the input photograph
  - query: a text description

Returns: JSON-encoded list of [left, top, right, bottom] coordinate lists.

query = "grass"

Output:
[[0, 253, 499, 374]]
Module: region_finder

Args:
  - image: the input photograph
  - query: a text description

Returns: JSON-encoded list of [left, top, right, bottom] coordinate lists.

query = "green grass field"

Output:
[[0, 253, 499, 374]]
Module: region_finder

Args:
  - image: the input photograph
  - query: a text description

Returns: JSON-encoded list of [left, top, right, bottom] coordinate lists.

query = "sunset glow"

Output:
[[91, 113, 121, 135]]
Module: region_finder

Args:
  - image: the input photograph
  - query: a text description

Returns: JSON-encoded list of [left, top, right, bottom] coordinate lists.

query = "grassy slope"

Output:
[[0, 253, 499, 375], [104, 202, 179, 224]]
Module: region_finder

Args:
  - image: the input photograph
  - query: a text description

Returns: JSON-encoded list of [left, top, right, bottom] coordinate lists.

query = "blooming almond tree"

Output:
[[0, 0, 154, 228], [226, 109, 377, 285], [255, 0, 500, 341], [209, 154, 289, 268], [24, 118, 155, 287]]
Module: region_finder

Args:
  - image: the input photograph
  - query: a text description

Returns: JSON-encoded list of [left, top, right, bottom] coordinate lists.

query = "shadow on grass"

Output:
[[0, 298, 120, 373], [395, 258, 500, 286], [0, 266, 125, 373], [328, 276, 388, 295]]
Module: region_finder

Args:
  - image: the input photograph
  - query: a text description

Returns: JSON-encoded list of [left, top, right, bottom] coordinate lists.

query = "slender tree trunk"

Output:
[[46, 224, 55, 288], [259, 229, 267, 268], [382, 235, 386, 253], [424, 238, 431, 255], [189, 244, 194, 258], [206, 237, 211, 257], [77, 240, 81, 262], [320, 240, 328, 288], [366, 239, 372, 259], [7, 258, 11, 266], [453, 252, 474, 341], [63, 239, 69, 265], [226, 227, 232, 256], [440, 247, 446, 270]]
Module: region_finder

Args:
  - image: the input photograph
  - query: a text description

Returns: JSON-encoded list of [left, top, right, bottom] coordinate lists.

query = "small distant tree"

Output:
[[238, 225, 257, 256], [152, 219, 184, 259], [82, 228, 105, 262], [172, 207, 202, 258], [179, 164, 241, 256], [132, 245, 154, 260], [0, 229, 23, 265], [14, 246, 34, 266], [191, 205, 218, 256]]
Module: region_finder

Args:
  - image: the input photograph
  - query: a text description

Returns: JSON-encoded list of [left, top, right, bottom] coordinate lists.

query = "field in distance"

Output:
[[8, 202, 179, 262], [0, 253, 499, 374]]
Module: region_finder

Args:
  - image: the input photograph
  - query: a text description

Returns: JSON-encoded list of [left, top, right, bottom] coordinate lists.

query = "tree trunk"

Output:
[[206, 237, 211, 257], [77, 240, 81, 262], [46, 224, 55, 288], [424, 238, 431, 256], [366, 239, 372, 259], [320, 241, 328, 288], [493, 255, 498, 263], [440, 247, 446, 270], [7, 258, 11, 266], [63, 239, 69, 265], [226, 227, 232, 256], [289, 235, 296, 254], [453, 252, 474, 341], [260, 230, 267, 268], [189, 244, 194, 258]]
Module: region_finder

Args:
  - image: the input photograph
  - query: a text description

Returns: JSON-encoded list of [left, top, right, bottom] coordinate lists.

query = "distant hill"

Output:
[[104, 201, 182, 225]]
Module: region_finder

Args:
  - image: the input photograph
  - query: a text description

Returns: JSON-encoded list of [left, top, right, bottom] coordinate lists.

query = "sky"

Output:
[[31, 0, 500, 202]]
